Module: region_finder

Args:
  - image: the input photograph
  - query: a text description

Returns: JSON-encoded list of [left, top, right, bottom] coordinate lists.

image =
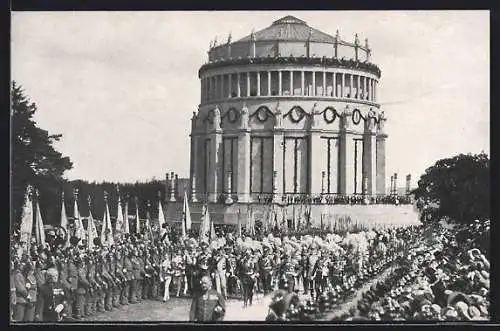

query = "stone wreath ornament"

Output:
[[352, 108, 363, 125], [250, 106, 275, 123], [223, 107, 240, 124], [284, 106, 308, 124], [323, 107, 340, 124]]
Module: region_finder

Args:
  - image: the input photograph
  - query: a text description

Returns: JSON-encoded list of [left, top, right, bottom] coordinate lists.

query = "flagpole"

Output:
[[60, 190, 70, 248], [135, 196, 140, 236]]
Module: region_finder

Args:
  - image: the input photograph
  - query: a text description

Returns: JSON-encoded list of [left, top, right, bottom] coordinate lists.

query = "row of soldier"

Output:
[[10, 224, 422, 322]]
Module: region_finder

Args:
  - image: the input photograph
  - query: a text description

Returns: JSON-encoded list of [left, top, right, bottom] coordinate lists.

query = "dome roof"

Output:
[[235, 15, 336, 44]]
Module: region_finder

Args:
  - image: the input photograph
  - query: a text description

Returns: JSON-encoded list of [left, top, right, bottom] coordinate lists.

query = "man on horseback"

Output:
[[238, 249, 258, 307]]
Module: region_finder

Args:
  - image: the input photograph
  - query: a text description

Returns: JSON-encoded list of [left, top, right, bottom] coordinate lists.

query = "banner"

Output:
[[158, 197, 165, 236], [182, 192, 192, 238], [123, 200, 130, 235], [199, 204, 209, 242], [115, 195, 124, 239], [74, 196, 84, 240], [135, 199, 141, 235], [60, 192, 69, 247], [35, 195, 46, 247], [87, 209, 98, 250], [101, 196, 114, 246]]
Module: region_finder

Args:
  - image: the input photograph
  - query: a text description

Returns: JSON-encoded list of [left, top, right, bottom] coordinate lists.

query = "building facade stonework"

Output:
[[189, 16, 387, 204]]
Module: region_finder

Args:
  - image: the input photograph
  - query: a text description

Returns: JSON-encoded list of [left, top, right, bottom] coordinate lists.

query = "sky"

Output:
[[11, 11, 490, 186]]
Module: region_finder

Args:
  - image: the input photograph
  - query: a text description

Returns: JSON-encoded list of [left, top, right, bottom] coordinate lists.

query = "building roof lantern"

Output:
[[271, 15, 308, 26]]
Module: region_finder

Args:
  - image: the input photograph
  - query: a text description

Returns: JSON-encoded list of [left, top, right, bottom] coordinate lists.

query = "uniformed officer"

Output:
[[34, 250, 47, 321], [114, 249, 127, 305], [143, 250, 154, 300], [56, 254, 73, 318], [213, 248, 228, 300], [39, 267, 67, 321], [124, 247, 136, 304], [108, 249, 121, 308], [86, 254, 99, 316], [67, 249, 79, 319], [101, 251, 115, 311], [129, 248, 140, 304], [189, 275, 226, 322], [74, 254, 89, 319], [94, 254, 107, 313]]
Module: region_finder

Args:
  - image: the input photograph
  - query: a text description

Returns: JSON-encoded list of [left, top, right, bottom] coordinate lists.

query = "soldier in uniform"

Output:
[[189, 275, 226, 322], [125, 247, 136, 304], [172, 250, 187, 297], [279, 251, 298, 293], [213, 248, 228, 300], [75, 253, 89, 319], [39, 267, 67, 321], [34, 250, 47, 321], [121, 247, 134, 305], [130, 248, 140, 304], [160, 251, 173, 302], [143, 249, 154, 300], [136, 247, 146, 301], [238, 249, 258, 307], [67, 249, 79, 319], [94, 253, 107, 313], [102, 250, 116, 311], [226, 246, 239, 297], [184, 242, 197, 296], [259, 244, 275, 295], [13, 257, 36, 321], [114, 249, 127, 305], [86, 254, 99, 316], [57, 253, 73, 318], [108, 249, 121, 308], [150, 247, 161, 300]]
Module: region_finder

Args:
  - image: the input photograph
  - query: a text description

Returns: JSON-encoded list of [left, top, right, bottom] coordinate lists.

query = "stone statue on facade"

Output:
[[274, 101, 282, 128], [213, 105, 222, 131], [240, 103, 249, 130], [191, 111, 198, 130], [310, 102, 321, 127], [378, 110, 386, 132], [342, 105, 352, 129]]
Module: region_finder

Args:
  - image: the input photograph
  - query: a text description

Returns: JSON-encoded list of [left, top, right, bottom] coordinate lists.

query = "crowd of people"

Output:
[[9, 218, 489, 322]]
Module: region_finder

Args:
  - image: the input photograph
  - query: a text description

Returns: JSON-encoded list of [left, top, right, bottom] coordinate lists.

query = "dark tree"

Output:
[[11, 82, 73, 229], [412, 153, 489, 224]]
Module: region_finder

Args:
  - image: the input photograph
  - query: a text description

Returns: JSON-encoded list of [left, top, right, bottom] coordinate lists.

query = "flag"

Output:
[[182, 192, 192, 238], [115, 195, 124, 240], [199, 204, 210, 242], [135, 199, 141, 235], [146, 204, 154, 241], [248, 207, 255, 237], [123, 200, 130, 235], [101, 196, 114, 246], [60, 192, 70, 247], [87, 208, 98, 250], [34, 193, 46, 247], [210, 217, 216, 242], [74, 196, 84, 240], [158, 196, 165, 235], [237, 207, 242, 238], [19, 186, 34, 249]]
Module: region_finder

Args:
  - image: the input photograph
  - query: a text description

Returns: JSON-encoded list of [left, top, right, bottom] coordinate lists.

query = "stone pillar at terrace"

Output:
[[323, 71, 326, 96], [237, 72, 241, 97], [267, 71, 271, 96], [364, 112, 377, 196], [350, 74, 354, 98], [290, 71, 294, 96], [301, 71, 305, 96], [228, 74, 232, 98], [340, 106, 355, 195], [342, 73, 345, 98], [278, 71, 282, 96], [333, 72, 336, 97], [357, 75, 361, 99], [312, 71, 316, 96], [237, 105, 251, 203], [246, 72, 251, 97], [208, 106, 223, 203], [257, 71, 261, 96]]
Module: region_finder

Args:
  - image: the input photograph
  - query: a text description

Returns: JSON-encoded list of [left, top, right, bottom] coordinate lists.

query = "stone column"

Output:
[[312, 71, 316, 96], [376, 134, 387, 195], [246, 72, 251, 97], [272, 171, 279, 203], [350, 74, 353, 98], [237, 72, 241, 97], [256, 71, 261, 96], [301, 71, 305, 96], [357, 75, 361, 99], [273, 129, 284, 201], [267, 71, 271, 96], [323, 71, 326, 96], [309, 131, 322, 195], [225, 171, 233, 204], [237, 126, 251, 203], [290, 71, 294, 95], [364, 116, 377, 196], [340, 107, 355, 194], [278, 71, 282, 96], [191, 172, 198, 203], [333, 72, 336, 97], [374, 81, 377, 102], [342, 73, 345, 98], [208, 125, 223, 203], [228, 74, 232, 98]]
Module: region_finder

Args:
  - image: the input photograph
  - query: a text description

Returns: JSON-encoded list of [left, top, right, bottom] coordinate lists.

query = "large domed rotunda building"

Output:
[[189, 15, 387, 206]]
